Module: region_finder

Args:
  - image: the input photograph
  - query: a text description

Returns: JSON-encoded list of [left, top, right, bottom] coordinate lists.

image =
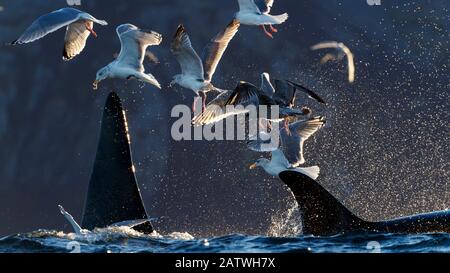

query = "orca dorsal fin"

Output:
[[81, 92, 153, 233], [279, 171, 369, 235]]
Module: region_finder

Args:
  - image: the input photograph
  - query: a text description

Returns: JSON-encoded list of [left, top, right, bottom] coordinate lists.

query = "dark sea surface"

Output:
[[1, 228, 449, 253]]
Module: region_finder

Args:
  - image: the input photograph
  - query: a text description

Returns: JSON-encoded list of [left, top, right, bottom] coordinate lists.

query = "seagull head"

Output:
[[168, 74, 183, 88], [93, 66, 111, 90]]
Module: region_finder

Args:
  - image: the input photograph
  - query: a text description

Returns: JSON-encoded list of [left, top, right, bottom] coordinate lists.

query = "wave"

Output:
[[1, 228, 450, 253]]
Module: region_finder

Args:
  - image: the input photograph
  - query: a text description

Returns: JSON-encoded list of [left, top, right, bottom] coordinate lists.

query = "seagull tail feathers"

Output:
[[271, 13, 289, 24], [294, 166, 320, 180]]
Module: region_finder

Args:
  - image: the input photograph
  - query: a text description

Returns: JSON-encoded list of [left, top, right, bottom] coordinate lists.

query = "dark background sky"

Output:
[[0, 0, 448, 237]]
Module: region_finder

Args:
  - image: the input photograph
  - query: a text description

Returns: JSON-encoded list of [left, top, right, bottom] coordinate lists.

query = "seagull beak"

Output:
[[249, 163, 257, 170], [92, 80, 99, 90]]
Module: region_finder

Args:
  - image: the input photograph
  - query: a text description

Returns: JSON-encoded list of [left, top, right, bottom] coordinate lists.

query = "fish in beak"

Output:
[[249, 163, 257, 170], [93, 80, 99, 90]]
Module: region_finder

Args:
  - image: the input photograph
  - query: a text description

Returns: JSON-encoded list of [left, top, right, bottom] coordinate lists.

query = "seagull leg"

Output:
[[259, 25, 273, 39], [258, 119, 266, 131], [199, 91, 207, 113], [258, 119, 272, 132], [283, 118, 292, 136], [85, 22, 97, 38], [192, 96, 200, 113], [269, 25, 278, 33]]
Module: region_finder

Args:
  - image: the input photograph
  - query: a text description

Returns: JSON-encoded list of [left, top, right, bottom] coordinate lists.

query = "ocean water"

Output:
[[1, 227, 449, 253]]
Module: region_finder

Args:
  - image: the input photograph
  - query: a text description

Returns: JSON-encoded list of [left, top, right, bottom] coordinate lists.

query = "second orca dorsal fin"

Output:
[[81, 92, 153, 233], [279, 171, 369, 235]]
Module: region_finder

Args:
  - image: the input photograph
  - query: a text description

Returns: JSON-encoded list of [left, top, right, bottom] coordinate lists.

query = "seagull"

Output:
[[170, 20, 240, 113], [10, 8, 108, 61], [248, 116, 326, 167], [191, 80, 311, 127], [249, 149, 320, 180], [235, 0, 288, 38], [311, 41, 355, 83], [58, 205, 159, 235], [58, 205, 89, 235], [93, 24, 162, 90]]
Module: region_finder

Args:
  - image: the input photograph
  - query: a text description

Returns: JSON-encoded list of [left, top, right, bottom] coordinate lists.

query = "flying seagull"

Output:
[[235, 0, 288, 38], [248, 116, 326, 167], [93, 24, 162, 90], [191, 80, 310, 128], [311, 41, 355, 83], [259, 73, 326, 133], [170, 20, 240, 113], [10, 8, 108, 61], [249, 149, 320, 180]]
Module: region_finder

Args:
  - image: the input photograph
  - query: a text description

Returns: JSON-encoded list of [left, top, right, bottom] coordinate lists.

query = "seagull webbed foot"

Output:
[[269, 25, 278, 33]]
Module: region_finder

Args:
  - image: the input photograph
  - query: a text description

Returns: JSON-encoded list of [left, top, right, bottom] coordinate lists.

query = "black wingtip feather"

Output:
[[9, 39, 19, 46], [174, 24, 185, 38], [286, 80, 327, 105], [62, 47, 71, 61]]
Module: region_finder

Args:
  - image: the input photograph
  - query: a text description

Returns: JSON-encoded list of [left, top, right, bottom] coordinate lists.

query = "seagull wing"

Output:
[[11, 8, 84, 45], [63, 20, 91, 61], [286, 80, 326, 105], [247, 131, 279, 152], [192, 82, 260, 126], [225, 81, 261, 106], [191, 90, 248, 126], [238, 0, 262, 13], [116, 24, 162, 70], [271, 149, 290, 168], [282, 117, 326, 166], [340, 45, 355, 83], [260, 72, 275, 97], [273, 79, 296, 107], [310, 41, 340, 51], [202, 19, 240, 82], [171, 25, 204, 79]]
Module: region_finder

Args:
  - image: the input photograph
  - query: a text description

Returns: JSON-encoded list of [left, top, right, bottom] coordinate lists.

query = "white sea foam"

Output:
[[267, 200, 302, 237]]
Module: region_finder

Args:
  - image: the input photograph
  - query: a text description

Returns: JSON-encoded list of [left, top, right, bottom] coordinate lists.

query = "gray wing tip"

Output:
[[229, 18, 241, 28], [97, 20, 108, 26], [9, 39, 21, 46], [62, 46, 75, 61]]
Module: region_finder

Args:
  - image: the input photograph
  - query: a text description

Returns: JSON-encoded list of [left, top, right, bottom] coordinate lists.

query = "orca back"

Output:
[[279, 171, 370, 235], [279, 171, 450, 235]]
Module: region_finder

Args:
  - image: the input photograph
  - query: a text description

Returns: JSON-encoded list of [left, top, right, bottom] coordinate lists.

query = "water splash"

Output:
[[267, 200, 302, 237]]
